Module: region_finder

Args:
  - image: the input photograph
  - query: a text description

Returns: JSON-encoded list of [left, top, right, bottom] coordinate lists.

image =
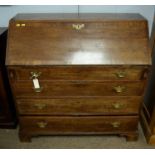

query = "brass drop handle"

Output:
[[37, 122, 47, 128], [112, 103, 123, 109], [72, 24, 85, 30], [34, 103, 46, 110], [111, 122, 120, 128], [115, 71, 126, 78], [113, 86, 125, 93]]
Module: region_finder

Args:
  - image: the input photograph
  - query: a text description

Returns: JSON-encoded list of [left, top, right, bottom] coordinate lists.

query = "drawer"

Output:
[[14, 81, 144, 97], [17, 97, 141, 115], [19, 116, 138, 134], [8, 66, 148, 81]]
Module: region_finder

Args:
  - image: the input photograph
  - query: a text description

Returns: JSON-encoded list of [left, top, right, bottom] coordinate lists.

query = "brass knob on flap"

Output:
[[111, 122, 120, 128], [37, 122, 47, 128], [34, 103, 46, 110], [115, 71, 126, 78], [16, 23, 26, 27], [113, 86, 125, 93], [21, 23, 26, 27], [72, 24, 85, 30], [16, 23, 21, 27]]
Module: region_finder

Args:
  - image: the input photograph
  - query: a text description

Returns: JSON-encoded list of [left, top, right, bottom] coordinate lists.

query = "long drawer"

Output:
[[13, 81, 144, 97], [17, 97, 141, 115], [19, 116, 138, 134], [8, 66, 148, 81]]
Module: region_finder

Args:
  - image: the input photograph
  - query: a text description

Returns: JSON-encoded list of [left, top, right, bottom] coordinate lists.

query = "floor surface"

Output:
[[0, 125, 155, 149]]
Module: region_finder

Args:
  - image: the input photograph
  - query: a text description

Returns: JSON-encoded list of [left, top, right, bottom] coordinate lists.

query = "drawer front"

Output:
[[17, 97, 141, 115], [8, 66, 148, 81], [19, 116, 138, 134], [14, 81, 144, 97]]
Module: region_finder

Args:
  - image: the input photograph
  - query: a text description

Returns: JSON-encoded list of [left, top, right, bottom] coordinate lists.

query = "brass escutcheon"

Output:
[[72, 24, 85, 30]]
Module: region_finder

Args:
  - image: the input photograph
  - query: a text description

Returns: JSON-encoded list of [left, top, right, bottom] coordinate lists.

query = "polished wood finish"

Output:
[[19, 116, 138, 142], [13, 81, 144, 97], [6, 14, 151, 66], [6, 13, 151, 141], [0, 28, 16, 128], [8, 66, 148, 81], [16, 97, 141, 115]]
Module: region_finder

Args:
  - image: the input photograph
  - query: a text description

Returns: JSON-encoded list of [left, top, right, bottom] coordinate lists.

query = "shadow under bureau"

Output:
[[6, 13, 151, 142]]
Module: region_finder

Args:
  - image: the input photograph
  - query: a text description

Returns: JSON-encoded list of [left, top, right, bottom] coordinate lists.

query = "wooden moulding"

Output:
[[140, 104, 155, 145]]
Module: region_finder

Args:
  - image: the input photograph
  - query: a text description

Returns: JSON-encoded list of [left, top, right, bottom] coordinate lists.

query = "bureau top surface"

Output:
[[12, 13, 145, 21], [6, 13, 151, 66]]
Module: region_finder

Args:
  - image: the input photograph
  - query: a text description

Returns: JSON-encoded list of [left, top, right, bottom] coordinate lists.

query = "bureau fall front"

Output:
[[6, 13, 151, 142]]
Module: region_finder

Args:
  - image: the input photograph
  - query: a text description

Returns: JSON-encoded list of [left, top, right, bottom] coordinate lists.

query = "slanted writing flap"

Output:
[[6, 13, 151, 66]]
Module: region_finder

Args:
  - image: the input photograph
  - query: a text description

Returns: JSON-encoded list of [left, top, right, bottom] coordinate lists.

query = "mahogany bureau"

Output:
[[6, 13, 151, 142], [0, 28, 16, 128]]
